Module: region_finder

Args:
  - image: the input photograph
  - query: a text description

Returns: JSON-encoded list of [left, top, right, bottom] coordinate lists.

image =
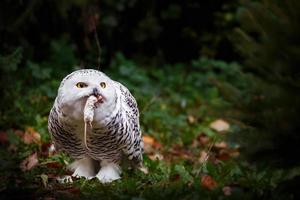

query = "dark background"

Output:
[[1, 0, 300, 199], [0, 0, 238, 66]]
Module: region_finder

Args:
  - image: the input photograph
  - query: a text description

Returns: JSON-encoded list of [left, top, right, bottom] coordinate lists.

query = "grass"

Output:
[[0, 51, 291, 199]]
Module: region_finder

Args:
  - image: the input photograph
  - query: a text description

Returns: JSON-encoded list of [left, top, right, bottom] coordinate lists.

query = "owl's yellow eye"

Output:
[[100, 82, 106, 88], [76, 82, 88, 88]]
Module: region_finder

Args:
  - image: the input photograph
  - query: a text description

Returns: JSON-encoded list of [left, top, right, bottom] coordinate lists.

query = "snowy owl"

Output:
[[48, 69, 144, 183]]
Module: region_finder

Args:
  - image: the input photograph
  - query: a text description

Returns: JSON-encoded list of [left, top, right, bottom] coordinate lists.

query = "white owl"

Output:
[[48, 69, 144, 183]]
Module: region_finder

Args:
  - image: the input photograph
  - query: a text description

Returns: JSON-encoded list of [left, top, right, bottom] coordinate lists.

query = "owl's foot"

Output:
[[96, 161, 121, 183], [68, 157, 98, 180]]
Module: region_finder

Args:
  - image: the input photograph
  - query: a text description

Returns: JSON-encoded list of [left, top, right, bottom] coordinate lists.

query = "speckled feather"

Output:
[[48, 69, 143, 167]]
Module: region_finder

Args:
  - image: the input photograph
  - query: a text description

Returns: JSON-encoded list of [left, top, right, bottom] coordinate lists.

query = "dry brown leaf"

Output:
[[168, 145, 193, 160], [41, 161, 63, 169], [148, 152, 164, 161], [0, 131, 8, 144], [210, 119, 230, 133], [8, 144, 17, 152], [14, 130, 24, 137], [197, 134, 210, 146], [227, 148, 240, 157], [43, 197, 56, 200], [201, 175, 218, 190], [216, 148, 240, 160], [187, 115, 196, 124], [223, 186, 232, 196], [143, 135, 155, 145], [214, 141, 228, 149], [199, 151, 209, 163], [143, 135, 161, 153], [40, 174, 48, 187], [22, 127, 41, 145], [216, 150, 231, 161], [20, 152, 39, 171], [40, 143, 54, 157]]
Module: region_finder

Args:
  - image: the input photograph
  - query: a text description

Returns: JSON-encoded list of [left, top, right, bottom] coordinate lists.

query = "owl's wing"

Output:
[[116, 82, 139, 118], [48, 106, 84, 159], [48, 106, 65, 151], [115, 81, 143, 166]]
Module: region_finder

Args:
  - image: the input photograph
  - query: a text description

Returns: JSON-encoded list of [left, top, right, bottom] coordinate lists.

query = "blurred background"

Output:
[[0, 0, 300, 199]]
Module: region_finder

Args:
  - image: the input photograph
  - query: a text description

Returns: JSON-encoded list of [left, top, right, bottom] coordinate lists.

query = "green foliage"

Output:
[[0, 48, 295, 198], [106, 53, 245, 145], [230, 0, 300, 167], [0, 39, 78, 129], [0, 47, 23, 72], [221, 0, 300, 197], [1, 0, 297, 198], [234, 0, 300, 88]]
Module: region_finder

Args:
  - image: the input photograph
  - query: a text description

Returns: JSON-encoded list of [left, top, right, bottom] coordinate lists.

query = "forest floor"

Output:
[[0, 54, 284, 199]]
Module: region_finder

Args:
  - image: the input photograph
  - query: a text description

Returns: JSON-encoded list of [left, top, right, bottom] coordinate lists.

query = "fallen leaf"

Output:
[[227, 148, 240, 157], [169, 145, 193, 160], [64, 187, 80, 195], [20, 152, 39, 171], [148, 152, 164, 161], [138, 165, 149, 174], [8, 144, 17, 152], [40, 174, 48, 187], [187, 115, 196, 124], [14, 130, 24, 137], [22, 127, 41, 145], [0, 131, 8, 144], [40, 160, 63, 169], [40, 142, 53, 157], [201, 175, 218, 190], [197, 134, 210, 145], [223, 186, 232, 196], [216, 150, 230, 161], [199, 151, 209, 163], [215, 148, 240, 161], [214, 141, 228, 149], [143, 135, 161, 153], [43, 197, 55, 200], [143, 135, 154, 145], [210, 119, 230, 133]]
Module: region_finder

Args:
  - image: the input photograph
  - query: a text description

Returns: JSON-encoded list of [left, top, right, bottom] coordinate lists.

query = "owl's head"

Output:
[[56, 69, 118, 121]]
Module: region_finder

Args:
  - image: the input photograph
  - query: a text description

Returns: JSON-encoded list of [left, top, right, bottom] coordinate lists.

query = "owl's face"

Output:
[[57, 69, 118, 121]]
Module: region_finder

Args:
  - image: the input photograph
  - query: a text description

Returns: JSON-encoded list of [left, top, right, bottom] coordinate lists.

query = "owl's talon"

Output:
[[68, 157, 97, 180], [96, 161, 121, 183]]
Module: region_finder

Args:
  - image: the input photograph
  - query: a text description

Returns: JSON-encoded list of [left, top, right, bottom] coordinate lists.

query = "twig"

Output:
[[11, 0, 38, 31], [196, 136, 217, 176], [91, 14, 101, 70], [203, 136, 216, 162]]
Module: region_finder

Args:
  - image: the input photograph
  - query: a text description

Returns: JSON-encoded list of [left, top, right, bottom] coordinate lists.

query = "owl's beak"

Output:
[[92, 88, 103, 102], [92, 88, 100, 96]]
